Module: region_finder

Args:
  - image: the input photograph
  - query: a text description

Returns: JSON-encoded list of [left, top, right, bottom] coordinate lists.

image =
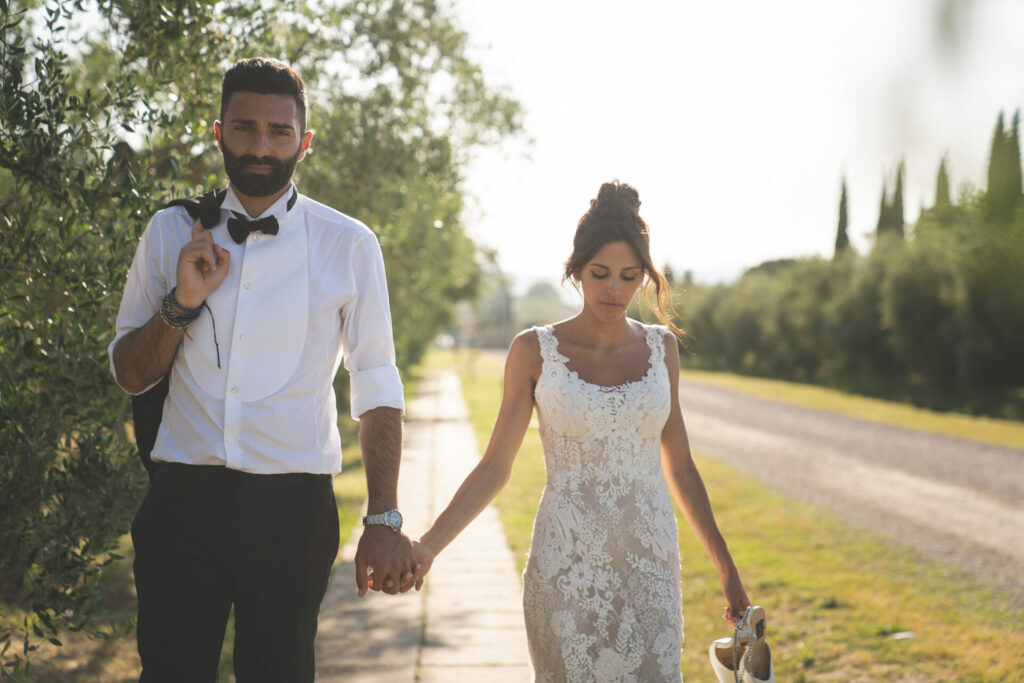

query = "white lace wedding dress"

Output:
[[523, 323, 683, 682]]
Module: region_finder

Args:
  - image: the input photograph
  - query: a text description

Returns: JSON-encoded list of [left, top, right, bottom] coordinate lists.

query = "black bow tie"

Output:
[[227, 213, 279, 244], [225, 189, 298, 244]]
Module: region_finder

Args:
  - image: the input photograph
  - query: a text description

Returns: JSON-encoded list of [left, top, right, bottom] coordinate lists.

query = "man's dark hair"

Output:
[[220, 57, 307, 132]]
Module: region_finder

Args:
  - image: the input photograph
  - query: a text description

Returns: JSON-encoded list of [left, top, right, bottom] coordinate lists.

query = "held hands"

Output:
[[176, 219, 231, 309], [354, 527, 423, 597]]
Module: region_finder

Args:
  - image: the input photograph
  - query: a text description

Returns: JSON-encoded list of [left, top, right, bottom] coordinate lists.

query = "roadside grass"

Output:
[[681, 368, 1024, 450], [441, 348, 1024, 682]]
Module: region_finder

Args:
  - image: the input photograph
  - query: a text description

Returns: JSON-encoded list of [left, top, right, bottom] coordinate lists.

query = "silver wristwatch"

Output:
[[362, 508, 403, 533]]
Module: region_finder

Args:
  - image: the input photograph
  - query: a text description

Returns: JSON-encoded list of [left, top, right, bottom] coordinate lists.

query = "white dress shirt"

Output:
[[109, 184, 405, 474]]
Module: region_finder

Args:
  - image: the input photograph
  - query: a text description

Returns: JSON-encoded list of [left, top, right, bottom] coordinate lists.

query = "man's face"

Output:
[[216, 92, 312, 198]]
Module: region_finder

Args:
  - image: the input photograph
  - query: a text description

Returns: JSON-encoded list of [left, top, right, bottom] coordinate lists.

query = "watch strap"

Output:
[[362, 508, 402, 531]]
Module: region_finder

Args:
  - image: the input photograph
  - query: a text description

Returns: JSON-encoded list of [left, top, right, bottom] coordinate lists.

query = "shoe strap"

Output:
[[732, 606, 759, 683]]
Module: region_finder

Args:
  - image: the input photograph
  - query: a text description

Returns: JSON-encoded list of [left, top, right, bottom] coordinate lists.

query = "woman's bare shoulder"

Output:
[[507, 328, 543, 381]]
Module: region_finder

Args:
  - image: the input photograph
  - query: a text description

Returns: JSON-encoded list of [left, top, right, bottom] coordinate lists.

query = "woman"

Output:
[[413, 180, 751, 681]]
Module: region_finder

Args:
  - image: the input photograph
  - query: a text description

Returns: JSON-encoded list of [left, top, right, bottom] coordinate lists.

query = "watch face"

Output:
[[384, 509, 403, 530]]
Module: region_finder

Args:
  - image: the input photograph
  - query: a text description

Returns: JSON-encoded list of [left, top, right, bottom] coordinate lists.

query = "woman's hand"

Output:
[[411, 540, 436, 591], [721, 571, 752, 626]]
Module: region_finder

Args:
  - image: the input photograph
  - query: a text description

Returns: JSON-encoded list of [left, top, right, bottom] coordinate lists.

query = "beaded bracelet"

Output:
[[160, 287, 202, 329], [169, 287, 203, 315], [158, 288, 221, 369]]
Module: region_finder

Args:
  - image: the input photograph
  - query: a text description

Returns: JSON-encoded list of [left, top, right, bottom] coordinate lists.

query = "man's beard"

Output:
[[221, 145, 300, 198]]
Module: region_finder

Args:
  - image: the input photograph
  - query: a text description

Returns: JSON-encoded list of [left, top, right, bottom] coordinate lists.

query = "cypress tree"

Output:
[[892, 160, 905, 238], [935, 155, 952, 208], [988, 111, 1005, 194], [834, 178, 850, 257], [876, 179, 890, 236], [986, 111, 1011, 219], [1009, 110, 1022, 208]]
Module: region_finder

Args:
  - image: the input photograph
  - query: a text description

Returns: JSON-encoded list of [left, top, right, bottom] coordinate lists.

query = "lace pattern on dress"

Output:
[[524, 323, 683, 682]]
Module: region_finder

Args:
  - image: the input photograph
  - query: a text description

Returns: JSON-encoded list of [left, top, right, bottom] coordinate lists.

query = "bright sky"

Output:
[[455, 0, 1024, 292]]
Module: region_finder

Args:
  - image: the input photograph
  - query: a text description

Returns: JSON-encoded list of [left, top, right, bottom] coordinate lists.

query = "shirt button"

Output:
[[244, 282, 252, 290], [230, 386, 239, 393]]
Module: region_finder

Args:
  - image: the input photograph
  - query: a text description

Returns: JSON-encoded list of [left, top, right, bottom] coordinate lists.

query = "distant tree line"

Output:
[[0, 0, 520, 670], [674, 111, 1024, 418]]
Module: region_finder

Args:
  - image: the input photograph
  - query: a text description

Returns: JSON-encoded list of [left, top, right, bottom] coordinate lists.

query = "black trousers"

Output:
[[131, 463, 339, 683]]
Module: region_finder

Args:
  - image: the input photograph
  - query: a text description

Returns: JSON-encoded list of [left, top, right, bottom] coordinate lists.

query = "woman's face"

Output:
[[577, 240, 644, 322]]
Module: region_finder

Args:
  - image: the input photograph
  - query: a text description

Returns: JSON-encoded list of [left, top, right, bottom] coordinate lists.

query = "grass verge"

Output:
[[442, 348, 1024, 682], [681, 368, 1024, 450]]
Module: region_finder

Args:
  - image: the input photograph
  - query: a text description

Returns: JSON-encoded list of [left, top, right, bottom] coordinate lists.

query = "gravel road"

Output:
[[679, 379, 1024, 609]]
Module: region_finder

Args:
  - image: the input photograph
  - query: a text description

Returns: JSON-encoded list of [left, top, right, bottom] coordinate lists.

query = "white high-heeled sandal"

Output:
[[708, 605, 775, 683]]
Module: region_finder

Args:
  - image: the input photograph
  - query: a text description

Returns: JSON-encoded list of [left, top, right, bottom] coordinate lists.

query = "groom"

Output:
[[109, 57, 418, 681]]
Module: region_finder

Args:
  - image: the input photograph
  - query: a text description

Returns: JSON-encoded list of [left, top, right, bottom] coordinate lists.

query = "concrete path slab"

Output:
[[316, 370, 532, 681]]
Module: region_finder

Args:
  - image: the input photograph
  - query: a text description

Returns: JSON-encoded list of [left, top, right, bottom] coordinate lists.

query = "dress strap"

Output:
[[645, 324, 668, 365], [533, 325, 563, 364]]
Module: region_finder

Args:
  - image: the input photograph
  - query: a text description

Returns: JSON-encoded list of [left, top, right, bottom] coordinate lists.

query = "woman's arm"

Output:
[[660, 333, 751, 623], [416, 331, 541, 569]]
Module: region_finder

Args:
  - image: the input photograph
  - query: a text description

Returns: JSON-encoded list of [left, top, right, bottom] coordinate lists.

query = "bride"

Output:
[[413, 180, 752, 681]]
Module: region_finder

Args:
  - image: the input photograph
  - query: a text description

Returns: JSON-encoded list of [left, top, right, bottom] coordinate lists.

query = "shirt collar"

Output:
[[221, 183, 299, 222]]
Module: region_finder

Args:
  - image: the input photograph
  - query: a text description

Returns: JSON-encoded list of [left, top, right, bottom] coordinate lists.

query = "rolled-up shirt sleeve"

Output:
[[341, 232, 405, 419], [107, 213, 176, 395]]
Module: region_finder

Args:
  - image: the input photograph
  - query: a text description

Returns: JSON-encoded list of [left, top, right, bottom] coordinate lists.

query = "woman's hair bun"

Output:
[[592, 179, 641, 215]]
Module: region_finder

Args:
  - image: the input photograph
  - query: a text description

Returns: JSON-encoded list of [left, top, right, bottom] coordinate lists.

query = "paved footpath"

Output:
[[316, 369, 532, 681]]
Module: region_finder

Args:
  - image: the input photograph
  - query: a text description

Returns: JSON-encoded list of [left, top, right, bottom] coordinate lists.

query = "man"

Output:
[[109, 57, 418, 682]]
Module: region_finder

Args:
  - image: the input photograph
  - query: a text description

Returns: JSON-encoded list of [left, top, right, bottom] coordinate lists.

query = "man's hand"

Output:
[[176, 219, 231, 309], [354, 526, 420, 597]]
